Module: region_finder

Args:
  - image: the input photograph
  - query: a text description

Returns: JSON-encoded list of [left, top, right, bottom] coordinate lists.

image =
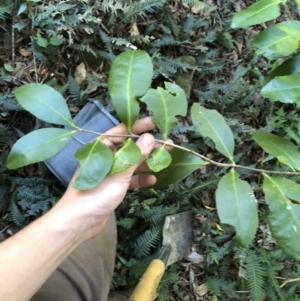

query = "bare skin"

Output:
[[0, 117, 164, 301]]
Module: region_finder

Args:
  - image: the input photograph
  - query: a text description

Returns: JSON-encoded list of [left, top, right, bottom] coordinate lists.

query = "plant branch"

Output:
[[280, 277, 300, 288], [78, 128, 300, 176]]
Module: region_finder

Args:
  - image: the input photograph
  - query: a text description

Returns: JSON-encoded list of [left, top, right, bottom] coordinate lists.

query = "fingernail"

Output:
[[141, 134, 154, 147]]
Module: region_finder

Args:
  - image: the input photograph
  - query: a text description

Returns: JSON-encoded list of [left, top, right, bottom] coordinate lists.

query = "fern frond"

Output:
[[11, 202, 26, 227], [133, 228, 161, 258], [12, 177, 51, 186], [100, 0, 125, 16], [178, 177, 219, 200], [170, 122, 194, 136], [135, 205, 177, 224], [117, 218, 137, 230], [161, 7, 179, 37], [246, 250, 265, 301], [122, 0, 165, 22], [68, 75, 85, 104], [265, 266, 286, 301]]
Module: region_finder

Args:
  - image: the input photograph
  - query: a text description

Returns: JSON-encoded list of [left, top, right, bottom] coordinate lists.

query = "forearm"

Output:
[[0, 203, 90, 301]]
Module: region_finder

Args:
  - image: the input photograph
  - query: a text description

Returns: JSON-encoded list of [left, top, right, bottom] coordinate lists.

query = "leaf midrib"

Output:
[[258, 34, 296, 52], [127, 53, 134, 130], [239, 0, 282, 24], [158, 88, 169, 139], [200, 109, 233, 161], [12, 130, 75, 162], [23, 91, 74, 127], [231, 170, 243, 233], [266, 140, 299, 168]]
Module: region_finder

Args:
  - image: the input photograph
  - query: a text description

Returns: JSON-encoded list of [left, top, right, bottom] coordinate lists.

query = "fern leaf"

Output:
[[11, 202, 26, 227], [246, 251, 265, 301], [117, 218, 137, 230], [135, 205, 177, 224], [122, 0, 165, 22], [133, 228, 161, 258]]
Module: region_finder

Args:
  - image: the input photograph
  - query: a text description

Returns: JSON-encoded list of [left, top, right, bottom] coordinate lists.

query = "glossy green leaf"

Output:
[[266, 177, 300, 202], [216, 169, 258, 247], [276, 21, 300, 41], [73, 139, 113, 190], [6, 128, 76, 169], [110, 139, 141, 174], [146, 146, 172, 173], [152, 147, 207, 189], [231, 0, 283, 29], [253, 27, 299, 59], [191, 103, 235, 162], [296, 0, 300, 15], [253, 132, 300, 170], [14, 83, 75, 127], [263, 174, 300, 262], [261, 72, 300, 104], [108, 50, 153, 132], [140, 82, 187, 139], [264, 55, 300, 85]]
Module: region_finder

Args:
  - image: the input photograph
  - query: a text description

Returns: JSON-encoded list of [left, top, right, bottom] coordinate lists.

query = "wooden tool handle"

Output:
[[129, 259, 166, 301]]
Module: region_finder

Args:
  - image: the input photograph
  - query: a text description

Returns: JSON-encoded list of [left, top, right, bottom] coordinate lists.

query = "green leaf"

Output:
[[216, 169, 258, 247], [276, 21, 300, 41], [191, 103, 235, 162], [266, 177, 300, 202], [6, 128, 76, 169], [14, 83, 75, 127], [17, 3, 27, 15], [140, 82, 187, 139], [73, 139, 113, 190], [253, 132, 300, 170], [296, 0, 300, 15], [108, 50, 153, 132], [263, 174, 300, 262], [110, 139, 141, 174], [50, 36, 63, 46], [4, 63, 14, 72], [152, 147, 207, 189], [261, 72, 300, 104], [264, 55, 300, 85], [253, 26, 299, 60], [146, 146, 172, 173], [231, 0, 283, 29], [36, 34, 48, 48]]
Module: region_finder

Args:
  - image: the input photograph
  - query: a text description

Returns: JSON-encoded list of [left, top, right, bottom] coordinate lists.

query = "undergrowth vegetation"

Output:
[[2, 0, 300, 300]]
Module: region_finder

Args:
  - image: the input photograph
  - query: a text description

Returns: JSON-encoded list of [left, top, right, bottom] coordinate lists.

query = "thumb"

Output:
[[130, 133, 155, 171]]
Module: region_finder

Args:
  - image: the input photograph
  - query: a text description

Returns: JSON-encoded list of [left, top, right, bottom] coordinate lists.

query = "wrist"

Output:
[[55, 191, 109, 241]]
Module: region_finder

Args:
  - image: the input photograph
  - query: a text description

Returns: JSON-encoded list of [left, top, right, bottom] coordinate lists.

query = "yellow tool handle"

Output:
[[129, 259, 166, 301]]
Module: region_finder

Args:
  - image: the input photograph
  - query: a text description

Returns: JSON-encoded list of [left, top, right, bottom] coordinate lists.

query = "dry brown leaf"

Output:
[[194, 283, 208, 297], [19, 48, 32, 57], [130, 22, 140, 36], [191, 4, 204, 14], [74, 63, 87, 85], [68, 103, 80, 113]]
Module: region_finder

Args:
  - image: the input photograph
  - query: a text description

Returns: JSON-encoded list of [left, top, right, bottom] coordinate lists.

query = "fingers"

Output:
[[126, 133, 155, 175], [129, 174, 157, 189], [101, 117, 156, 145], [131, 117, 156, 134]]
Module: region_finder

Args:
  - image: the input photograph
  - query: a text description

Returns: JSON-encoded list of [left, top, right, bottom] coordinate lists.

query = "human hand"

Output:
[[57, 117, 169, 239]]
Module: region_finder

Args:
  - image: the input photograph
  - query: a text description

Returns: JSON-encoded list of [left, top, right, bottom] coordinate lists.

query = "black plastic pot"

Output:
[[45, 100, 119, 186]]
